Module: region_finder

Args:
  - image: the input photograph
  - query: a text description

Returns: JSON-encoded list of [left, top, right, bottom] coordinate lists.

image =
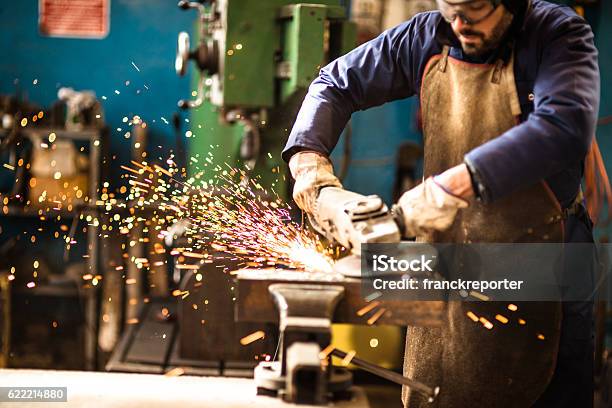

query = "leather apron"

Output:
[[402, 46, 563, 407]]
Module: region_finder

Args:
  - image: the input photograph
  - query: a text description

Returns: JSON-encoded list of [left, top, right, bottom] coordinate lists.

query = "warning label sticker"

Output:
[[39, 0, 109, 39]]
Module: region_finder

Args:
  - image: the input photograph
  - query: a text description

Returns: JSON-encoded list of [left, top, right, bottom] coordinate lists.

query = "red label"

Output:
[[39, 0, 109, 39]]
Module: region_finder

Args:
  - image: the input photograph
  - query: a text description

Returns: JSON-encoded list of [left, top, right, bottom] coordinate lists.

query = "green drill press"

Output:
[[175, 0, 355, 197]]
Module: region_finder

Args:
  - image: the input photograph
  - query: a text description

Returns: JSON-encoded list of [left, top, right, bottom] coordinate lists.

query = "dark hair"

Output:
[[502, 0, 529, 15]]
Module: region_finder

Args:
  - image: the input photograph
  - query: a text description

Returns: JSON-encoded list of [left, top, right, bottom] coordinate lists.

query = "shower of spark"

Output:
[[118, 155, 335, 273]]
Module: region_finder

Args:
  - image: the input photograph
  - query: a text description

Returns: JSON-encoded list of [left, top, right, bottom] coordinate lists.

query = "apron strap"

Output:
[[492, 41, 515, 85], [438, 46, 450, 73], [491, 59, 504, 84], [504, 48, 522, 118]]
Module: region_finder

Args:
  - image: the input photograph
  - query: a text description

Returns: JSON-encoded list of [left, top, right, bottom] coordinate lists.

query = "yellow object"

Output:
[[331, 324, 404, 370]]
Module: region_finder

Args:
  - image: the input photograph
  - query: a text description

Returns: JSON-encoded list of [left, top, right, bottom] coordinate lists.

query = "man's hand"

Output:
[[433, 163, 474, 199], [288, 151, 342, 213], [396, 174, 469, 238]]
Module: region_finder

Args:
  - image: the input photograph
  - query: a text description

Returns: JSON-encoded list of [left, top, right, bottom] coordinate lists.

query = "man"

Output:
[[282, 0, 600, 407]]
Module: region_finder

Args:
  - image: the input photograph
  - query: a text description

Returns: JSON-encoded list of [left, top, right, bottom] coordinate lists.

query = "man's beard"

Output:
[[460, 11, 513, 57]]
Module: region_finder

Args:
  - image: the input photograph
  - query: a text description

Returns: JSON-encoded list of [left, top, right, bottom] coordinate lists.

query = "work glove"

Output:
[[288, 151, 342, 214], [395, 177, 469, 238]]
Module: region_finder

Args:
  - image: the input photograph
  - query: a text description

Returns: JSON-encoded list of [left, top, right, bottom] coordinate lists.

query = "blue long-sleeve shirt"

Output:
[[282, 0, 600, 208]]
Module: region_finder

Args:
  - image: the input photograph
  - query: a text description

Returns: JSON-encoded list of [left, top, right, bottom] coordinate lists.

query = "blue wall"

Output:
[[0, 0, 193, 182]]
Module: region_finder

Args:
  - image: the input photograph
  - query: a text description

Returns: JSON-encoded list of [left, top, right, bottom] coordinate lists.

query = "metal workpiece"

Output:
[[234, 269, 445, 327]]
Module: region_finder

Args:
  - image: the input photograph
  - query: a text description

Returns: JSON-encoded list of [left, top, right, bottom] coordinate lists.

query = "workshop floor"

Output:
[[0, 369, 401, 408]]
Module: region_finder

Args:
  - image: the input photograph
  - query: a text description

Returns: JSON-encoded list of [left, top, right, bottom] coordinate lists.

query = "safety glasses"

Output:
[[437, 0, 499, 25]]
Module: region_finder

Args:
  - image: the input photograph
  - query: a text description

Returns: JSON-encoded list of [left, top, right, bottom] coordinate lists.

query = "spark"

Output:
[[356, 301, 380, 317], [181, 251, 205, 258], [469, 290, 489, 301], [240, 330, 265, 345], [367, 308, 386, 325], [112, 157, 335, 273], [0, 145, 336, 321], [175, 264, 199, 270], [479, 317, 494, 330], [466, 311, 479, 322], [495, 314, 509, 324]]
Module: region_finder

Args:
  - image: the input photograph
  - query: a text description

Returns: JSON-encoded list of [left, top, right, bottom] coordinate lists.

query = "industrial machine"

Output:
[[175, 0, 356, 192]]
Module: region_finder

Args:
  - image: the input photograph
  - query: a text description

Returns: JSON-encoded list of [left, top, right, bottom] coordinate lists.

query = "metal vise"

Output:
[[236, 268, 443, 405], [254, 284, 351, 404]]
